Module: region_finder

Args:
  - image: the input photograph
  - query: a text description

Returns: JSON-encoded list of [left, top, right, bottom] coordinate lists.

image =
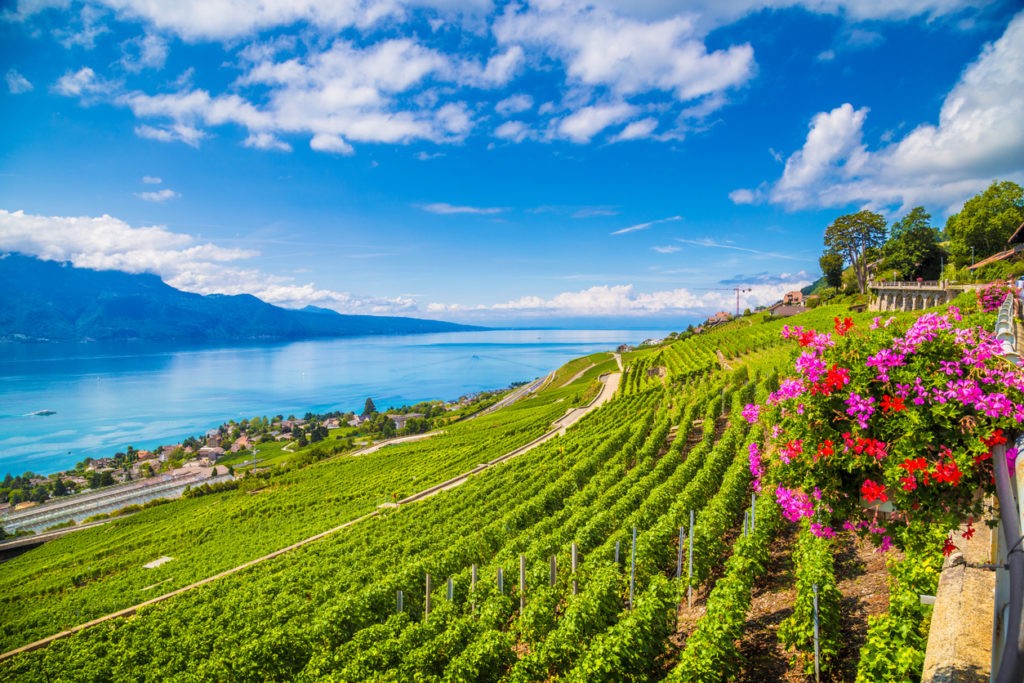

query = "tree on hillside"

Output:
[[823, 210, 887, 294], [818, 252, 844, 288], [362, 397, 377, 417], [945, 180, 1024, 267], [881, 206, 944, 280]]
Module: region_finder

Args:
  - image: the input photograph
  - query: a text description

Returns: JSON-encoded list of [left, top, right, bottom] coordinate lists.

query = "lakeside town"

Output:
[[0, 388, 521, 535]]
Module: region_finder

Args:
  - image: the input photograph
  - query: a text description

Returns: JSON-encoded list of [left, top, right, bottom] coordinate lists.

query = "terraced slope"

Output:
[[1, 304, 936, 681]]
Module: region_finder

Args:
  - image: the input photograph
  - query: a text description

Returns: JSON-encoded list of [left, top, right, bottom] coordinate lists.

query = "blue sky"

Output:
[[1, 0, 1022, 328]]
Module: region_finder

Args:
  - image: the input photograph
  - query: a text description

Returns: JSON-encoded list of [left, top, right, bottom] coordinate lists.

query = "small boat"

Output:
[[29, 409, 56, 416]]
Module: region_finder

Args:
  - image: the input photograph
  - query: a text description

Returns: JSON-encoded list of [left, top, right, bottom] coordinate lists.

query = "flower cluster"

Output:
[[979, 283, 1016, 313], [746, 296, 1023, 554]]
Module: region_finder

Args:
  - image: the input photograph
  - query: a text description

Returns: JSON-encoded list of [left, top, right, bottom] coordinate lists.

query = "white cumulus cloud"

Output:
[[427, 279, 811, 319], [134, 123, 207, 147], [735, 10, 1024, 214], [558, 102, 637, 143], [420, 202, 506, 215], [244, 132, 292, 152], [494, 120, 532, 143], [6, 69, 33, 94], [121, 33, 169, 72], [0, 209, 418, 315], [494, 2, 755, 102], [495, 93, 533, 116], [310, 133, 354, 155], [53, 67, 110, 97], [134, 188, 180, 202]]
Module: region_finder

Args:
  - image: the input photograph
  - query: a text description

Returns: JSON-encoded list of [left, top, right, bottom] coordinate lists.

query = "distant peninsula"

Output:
[[0, 254, 482, 343]]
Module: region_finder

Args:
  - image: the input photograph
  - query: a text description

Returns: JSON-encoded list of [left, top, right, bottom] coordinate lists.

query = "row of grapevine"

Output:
[[299, 376, 752, 680], [777, 522, 843, 675], [669, 494, 783, 681]]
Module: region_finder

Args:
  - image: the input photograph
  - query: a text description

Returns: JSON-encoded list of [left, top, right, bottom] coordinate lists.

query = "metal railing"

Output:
[[992, 292, 1023, 682], [867, 280, 943, 289]]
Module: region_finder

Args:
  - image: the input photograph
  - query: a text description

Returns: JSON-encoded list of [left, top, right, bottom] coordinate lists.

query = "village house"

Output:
[[782, 290, 804, 305], [767, 301, 807, 318], [387, 413, 425, 431], [280, 419, 307, 432], [229, 435, 253, 453], [87, 457, 114, 471], [968, 220, 1024, 271], [198, 445, 226, 461], [702, 311, 733, 330], [205, 429, 222, 447], [136, 449, 159, 462]]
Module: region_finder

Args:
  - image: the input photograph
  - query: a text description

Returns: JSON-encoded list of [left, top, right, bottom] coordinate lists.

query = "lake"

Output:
[[0, 329, 669, 475]]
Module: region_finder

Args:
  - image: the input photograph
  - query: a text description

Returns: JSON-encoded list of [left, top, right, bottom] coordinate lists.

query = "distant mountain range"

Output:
[[0, 254, 481, 343]]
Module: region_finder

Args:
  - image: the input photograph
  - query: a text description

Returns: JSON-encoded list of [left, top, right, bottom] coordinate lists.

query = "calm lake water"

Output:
[[0, 329, 668, 475]]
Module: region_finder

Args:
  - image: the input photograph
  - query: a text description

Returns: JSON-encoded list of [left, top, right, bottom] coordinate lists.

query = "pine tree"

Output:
[[362, 397, 377, 417]]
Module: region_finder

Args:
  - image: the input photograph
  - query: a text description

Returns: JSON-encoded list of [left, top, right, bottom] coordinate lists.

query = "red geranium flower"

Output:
[[861, 479, 887, 503], [899, 457, 929, 473], [933, 460, 962, 486], [880, 395, 906, 413], [815, 440, 834, 461], [982, 429, 1007, 447]]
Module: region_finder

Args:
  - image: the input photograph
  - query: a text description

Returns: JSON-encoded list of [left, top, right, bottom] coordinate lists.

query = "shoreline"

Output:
[[1, 329, 668, 476]]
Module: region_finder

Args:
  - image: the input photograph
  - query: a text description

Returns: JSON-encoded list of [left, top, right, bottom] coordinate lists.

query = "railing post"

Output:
[[993, 443, 1024, 683]]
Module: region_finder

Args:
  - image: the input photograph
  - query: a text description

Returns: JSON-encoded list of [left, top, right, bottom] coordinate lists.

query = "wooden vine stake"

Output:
[[676, 527, 684, 578], [629, 527, 637, 610], [571, 542, 579, 595], [688, 509, 695, 609], [813, 583, 820, 683], [425, 573, 432, 619], [519, 554, 526, 612], [471, 564, 477, 614]]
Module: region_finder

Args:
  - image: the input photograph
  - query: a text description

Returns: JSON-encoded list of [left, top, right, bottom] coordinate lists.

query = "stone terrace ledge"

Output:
[[868, 281, 985, 313], [921, 519, 995, 683]]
